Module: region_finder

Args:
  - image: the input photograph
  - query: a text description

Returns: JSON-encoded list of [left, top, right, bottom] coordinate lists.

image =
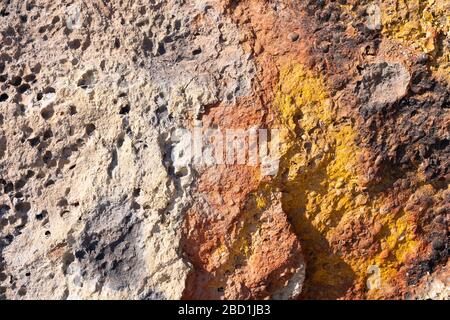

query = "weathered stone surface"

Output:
[[357, 61, 411, 110], [0, 0, 254, 299], [0, 0, 448, 300]]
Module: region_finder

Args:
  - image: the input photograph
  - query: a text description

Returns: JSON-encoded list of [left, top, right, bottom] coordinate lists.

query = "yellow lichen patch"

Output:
[[226, 185, 283, 262], [275, 64, 361, 233], [208, 243, 230, 270], [211, 63, 421, 298], [357, 208, 419, 298], [270, 63, 420, 298], [381, 0, 450, 80], [273, 64, 363, 296], [212, 192, 267, 275]]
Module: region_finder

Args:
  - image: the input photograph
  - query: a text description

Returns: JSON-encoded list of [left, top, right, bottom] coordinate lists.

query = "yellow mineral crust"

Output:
[[260, 63, 421, 298], [381, 0, 450, 80]]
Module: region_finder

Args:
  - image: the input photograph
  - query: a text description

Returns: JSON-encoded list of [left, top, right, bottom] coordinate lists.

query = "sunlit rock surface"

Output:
[[0, 0, 448, 300]]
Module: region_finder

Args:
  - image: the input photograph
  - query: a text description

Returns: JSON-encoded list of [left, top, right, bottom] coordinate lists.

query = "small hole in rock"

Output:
[[117, 135, 124, 148], [43, 129, 53, 140], [68, 39, 81, 50], [114, 38, 120, 49], [17, 83, 30, 94], [57, 198, 68, 207], [14, 192, 24, 199], [4, 234, 14, 244], [77, 70, 96, 89], [18, 286, 27, 296], [14, 202, 31, 214], [0, 93, 8, 102], [174, 20, 181, 30], [157, 42, 166, 55], [75, 250, 85, 260], [31, 63, 41, 74], [44, 179, 54, 187], [61, 147, 72, 159], [26, 170, 35, 179], [133, 188, 141, 197], [69, 105, 77, 115], [36, 210, 47, 220], [28, 136, 40, 147], [14, 179, 26, 190], [43, 150, 52, 164], [0, 204, 10, 216], [131, 201, 140, 210], [95, 252, 105, 261], [43, 87, 55, 94], [40, 106, 54, 120], [23, 74, 36, 83], [119, 105, 130, 115], [4, 182, 13, 193], [10, 76, 22, 86], [85, 124, 96, 136]]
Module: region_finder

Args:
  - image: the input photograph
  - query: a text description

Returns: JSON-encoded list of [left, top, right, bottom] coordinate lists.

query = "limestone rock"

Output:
[[0, 0, 448, 300]]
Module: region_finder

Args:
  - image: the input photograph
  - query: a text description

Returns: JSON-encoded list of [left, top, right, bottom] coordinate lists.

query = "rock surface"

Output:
[[0, 0, 448, 300]]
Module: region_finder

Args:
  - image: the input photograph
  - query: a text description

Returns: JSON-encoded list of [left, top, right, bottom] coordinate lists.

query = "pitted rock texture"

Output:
[[0, 0, 449, 300]]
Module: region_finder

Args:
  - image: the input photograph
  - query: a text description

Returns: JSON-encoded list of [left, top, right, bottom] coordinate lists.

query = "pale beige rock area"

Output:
[[0, 0, 255, 299]]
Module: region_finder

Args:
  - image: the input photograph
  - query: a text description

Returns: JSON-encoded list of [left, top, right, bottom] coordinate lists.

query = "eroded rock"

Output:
[[0, 0, 448, 300]]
